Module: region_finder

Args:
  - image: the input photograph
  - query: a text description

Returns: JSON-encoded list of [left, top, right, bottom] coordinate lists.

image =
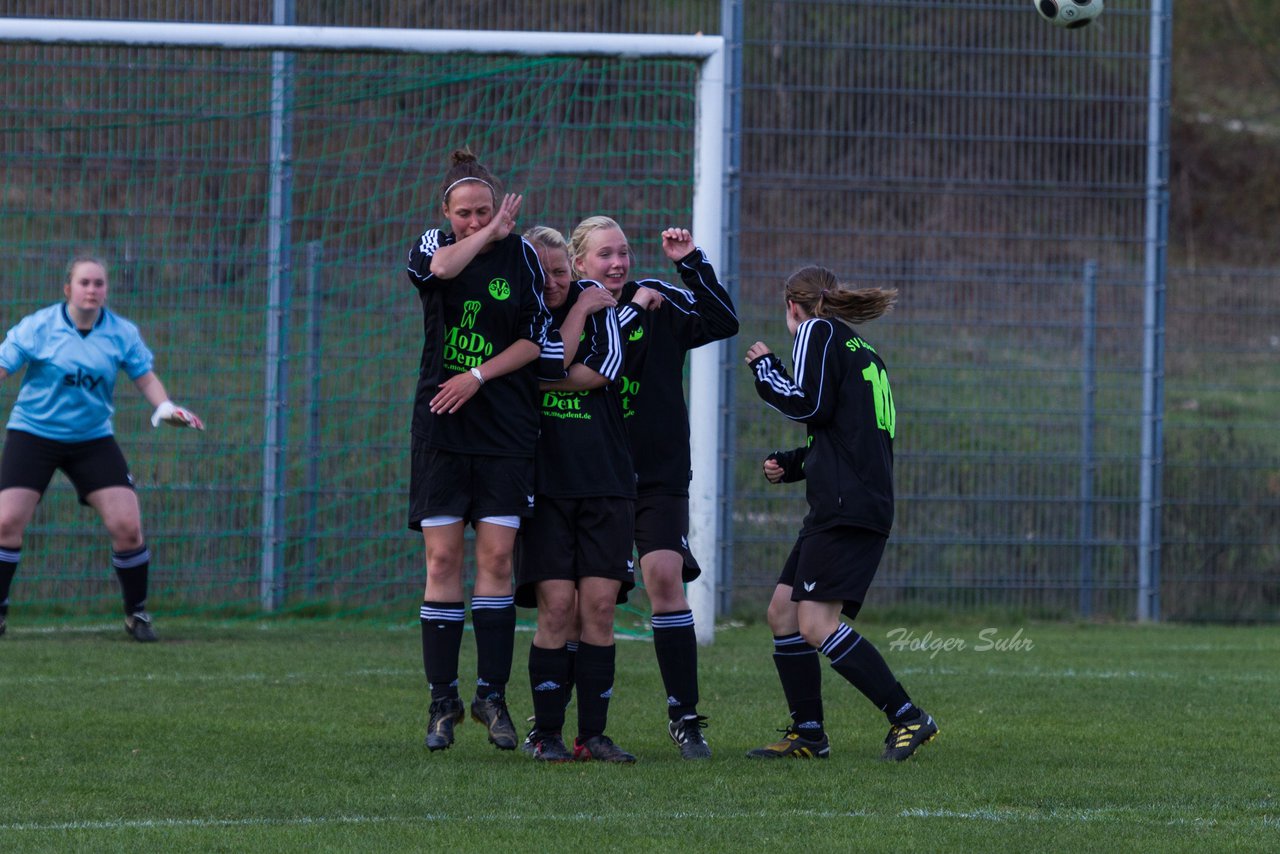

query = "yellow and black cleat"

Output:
[[880, 712, 938, 762], [746, 728, 831, 759]]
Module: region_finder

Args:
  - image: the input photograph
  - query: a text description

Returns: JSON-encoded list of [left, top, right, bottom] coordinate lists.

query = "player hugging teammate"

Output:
[[512, 225, 653, 763], [405, 149, 551, 753]]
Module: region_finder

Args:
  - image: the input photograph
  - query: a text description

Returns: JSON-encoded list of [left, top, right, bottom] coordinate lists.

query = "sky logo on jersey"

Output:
[[488, 278, 511, 300], [63, 368, 106, 392]]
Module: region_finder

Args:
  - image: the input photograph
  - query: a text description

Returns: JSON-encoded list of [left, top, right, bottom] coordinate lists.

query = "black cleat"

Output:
[[668, 714, 712, 760], [424, 696, 465, 751], [746, 728, 830, 759], [0, 615, 6, 638], [881, 711, 938, 761], [470, 694, 518, 750], [124, 611, 158, 643], [524, 729, 573, 762], [573, 734, 637, 764]]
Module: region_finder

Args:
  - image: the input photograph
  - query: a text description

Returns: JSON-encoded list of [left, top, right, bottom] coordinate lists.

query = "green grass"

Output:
[[1, 618, 1275, 851]]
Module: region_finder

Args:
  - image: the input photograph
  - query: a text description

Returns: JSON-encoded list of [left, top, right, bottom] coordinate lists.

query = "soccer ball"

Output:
[[1033, 0, 1104, 29]]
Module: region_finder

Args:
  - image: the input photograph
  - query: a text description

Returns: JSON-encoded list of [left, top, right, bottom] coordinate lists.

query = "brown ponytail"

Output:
[[784, 265, 897, 325]]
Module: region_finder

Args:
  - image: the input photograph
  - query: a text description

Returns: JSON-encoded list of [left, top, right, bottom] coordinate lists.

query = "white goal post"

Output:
[[1, 18, 727, 642]]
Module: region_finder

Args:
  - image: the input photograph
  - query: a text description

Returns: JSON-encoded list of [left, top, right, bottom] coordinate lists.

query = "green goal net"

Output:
[[0, 30, 703, 633]]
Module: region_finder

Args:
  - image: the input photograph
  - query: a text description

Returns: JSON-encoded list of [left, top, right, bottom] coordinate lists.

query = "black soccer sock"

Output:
[[112, 545, 151, 616], [0, 546, 19, 617], [420, 600, 465, 701], [471, 595, 515, 700], [564, 640, 578, 708], [819, 623, 914, 721], [528, 642, 571, 733], [773, 633, 825, 737], [574, 641, 616, 742], [652, 609, 700, 720]]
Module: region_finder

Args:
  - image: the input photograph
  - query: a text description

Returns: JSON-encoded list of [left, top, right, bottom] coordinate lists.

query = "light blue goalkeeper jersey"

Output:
[[0, 303, 154, 441]]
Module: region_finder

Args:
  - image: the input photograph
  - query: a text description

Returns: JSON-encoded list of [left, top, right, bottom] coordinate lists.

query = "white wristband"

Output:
[[469, 367, 485, 385]]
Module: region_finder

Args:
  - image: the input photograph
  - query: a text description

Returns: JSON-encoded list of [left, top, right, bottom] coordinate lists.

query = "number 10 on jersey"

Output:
[[861, 365, 896, 439]]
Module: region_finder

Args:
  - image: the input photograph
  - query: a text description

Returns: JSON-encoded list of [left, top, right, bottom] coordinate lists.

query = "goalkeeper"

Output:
[[0, 254, 203, 643]]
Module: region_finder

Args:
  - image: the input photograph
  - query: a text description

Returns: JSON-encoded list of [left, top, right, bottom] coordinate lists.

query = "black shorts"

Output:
[[0, 429, 134, 506], [778, 526, 887, 620], [407, 439, 535, 530], [514, 495, 636, 608], [633, 492, 701, 582]]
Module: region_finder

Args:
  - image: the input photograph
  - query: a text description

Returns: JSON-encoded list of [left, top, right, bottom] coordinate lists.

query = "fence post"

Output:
[[1138, 0, 1172, 622], [303, 241, 322, 598], [716, 0, 744, 620], [260, 0, 295, 612], [1079, 260, 1098, 617]]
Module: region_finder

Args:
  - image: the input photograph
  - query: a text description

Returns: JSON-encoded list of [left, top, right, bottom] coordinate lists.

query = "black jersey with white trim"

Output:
[[535, 282, 634, 499], [613, 247, 738, 497], [749, 316, 894, 536], [405, 230, 550, 458]]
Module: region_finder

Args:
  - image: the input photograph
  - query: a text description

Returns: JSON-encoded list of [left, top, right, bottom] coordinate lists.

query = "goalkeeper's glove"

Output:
[[151, 400, 205, 430]]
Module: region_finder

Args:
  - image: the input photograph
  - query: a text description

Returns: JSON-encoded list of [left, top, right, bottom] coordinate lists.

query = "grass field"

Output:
[[1, 617, 1275, 852]]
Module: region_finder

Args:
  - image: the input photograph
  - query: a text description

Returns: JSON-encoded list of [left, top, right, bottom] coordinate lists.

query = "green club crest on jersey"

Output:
[[488, 278, 511, 300], [628, 325, 644, 342]]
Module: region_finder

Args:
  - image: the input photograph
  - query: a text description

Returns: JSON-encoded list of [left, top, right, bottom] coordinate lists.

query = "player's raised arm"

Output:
[[658, 227, 739, 348], [428, 193, 523, 280], [747, 319, 840, 425]]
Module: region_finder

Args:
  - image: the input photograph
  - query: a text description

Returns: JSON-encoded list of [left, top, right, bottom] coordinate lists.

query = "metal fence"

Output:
[[1, 0, 1276, 622]]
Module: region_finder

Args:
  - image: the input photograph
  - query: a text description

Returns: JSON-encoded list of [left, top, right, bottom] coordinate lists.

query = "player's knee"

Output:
[[765, 600, 793, 635], [425, 555, 463, 584], [797, 623, 831, 648], [537, 599, 574, 637], [796, 612, 840, 648], [639, 560, 685, 608], [107, 522, 144, 551], [473, 543, 514, 578], [0, 516, 26, 545], [577, 596, 615, 638]]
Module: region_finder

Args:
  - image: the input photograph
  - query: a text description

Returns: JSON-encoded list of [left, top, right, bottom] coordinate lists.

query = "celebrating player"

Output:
[[405, 148, 551, 753], [0, 254, 203, 642], [570, 216, 738, 759], [519, 225, 595, 705], [744, 265, 937, 761], [514, 226, 646, 762]]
